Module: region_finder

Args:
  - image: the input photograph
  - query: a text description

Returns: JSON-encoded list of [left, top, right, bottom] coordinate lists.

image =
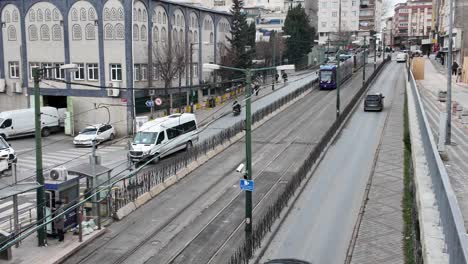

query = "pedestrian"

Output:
[[54, 201, 66, 242], [314, 57, 318, 65], [452, 61, 459, 75], [441, 55, 445, 65]]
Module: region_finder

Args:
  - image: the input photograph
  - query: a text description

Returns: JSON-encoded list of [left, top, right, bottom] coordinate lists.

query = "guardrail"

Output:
[[407, 69, 468, 263], [111, 78, 318, 213], [227, 57, 391, 264]]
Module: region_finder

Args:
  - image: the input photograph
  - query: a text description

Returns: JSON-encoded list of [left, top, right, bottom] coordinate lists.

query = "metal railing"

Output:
[[227, 57, 391, 264], [408, 69, 468, 263]]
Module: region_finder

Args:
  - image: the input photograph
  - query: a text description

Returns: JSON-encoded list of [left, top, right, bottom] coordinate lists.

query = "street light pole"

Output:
[[244, 68, 253, 248], [272, 34, 276, 91], [336, 50, 341, 118], [190, 43, 194, 113], [32, 68, 46, 247], [374, 38, 377, 71], [363, 36, 367, 86], [446, 0, 454, 144]]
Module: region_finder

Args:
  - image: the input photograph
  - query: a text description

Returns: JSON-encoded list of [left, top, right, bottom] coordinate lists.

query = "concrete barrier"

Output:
[[149, 184, 166, 197], [115, 202, 137, 220]]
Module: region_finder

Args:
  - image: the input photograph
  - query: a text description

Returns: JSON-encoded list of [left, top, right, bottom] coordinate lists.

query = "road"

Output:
[[63, 59, 382, 264], [259, 61, 404, 264], [0, 70, 318, 231]]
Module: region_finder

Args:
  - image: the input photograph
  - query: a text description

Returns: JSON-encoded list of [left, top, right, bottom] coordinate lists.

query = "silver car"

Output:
[[73, 124, 116, 147]]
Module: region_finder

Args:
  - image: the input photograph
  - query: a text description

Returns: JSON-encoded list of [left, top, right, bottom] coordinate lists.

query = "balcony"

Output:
[[360, 0, 370, 7]]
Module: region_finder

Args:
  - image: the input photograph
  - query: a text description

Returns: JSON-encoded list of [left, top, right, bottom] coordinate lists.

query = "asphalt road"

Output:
[[259, 61, 405, 264], [63, 60, 383, 264]]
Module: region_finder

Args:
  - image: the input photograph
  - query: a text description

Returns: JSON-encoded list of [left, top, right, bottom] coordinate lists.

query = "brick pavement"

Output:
[[350, 73, 405, 264]]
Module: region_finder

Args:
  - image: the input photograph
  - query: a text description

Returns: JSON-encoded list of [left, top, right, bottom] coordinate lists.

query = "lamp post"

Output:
[[336, 49, 343, 118], [32, 63, 78, 247], [446, 0, 454, 144], [203, 62, 295, 252], [363, 36, 367, 86]]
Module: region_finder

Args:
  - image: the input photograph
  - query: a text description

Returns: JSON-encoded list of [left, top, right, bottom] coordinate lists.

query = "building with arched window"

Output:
[[0, 0, 230, 136]]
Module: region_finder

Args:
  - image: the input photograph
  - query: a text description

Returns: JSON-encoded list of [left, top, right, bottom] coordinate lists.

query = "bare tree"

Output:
[[153, 42, 185, 114], [174, 44, 187, 111]]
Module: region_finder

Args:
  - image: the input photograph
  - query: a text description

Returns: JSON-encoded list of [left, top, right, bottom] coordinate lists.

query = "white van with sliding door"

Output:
[[0, 107, 61, 139], [129, 113, 199, 163]]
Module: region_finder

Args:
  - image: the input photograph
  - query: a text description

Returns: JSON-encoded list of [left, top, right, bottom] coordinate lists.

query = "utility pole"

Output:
[[336, 50, 341, 118], [244, 69, 253, 251], [32, 68, 46, 247], [383, 31, 386, 59], [363, 36, 367, 86], [338, 0, 342, 50], [446, 0, 453, 144], [272, 34, 276, 91], [374, 37, 377, 71], [190, 43, 194, 113]]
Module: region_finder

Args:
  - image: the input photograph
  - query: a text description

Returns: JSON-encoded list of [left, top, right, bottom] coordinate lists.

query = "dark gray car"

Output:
[[364, 93, 384, 112]]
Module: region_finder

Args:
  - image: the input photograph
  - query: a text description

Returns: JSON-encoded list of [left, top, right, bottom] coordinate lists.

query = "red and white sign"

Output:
[[155, 97, 163, 106]]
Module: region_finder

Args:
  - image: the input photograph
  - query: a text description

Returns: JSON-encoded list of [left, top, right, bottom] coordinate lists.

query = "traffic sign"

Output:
[[240, 179, 254, 192], [145, 100, 154, 108], [155, 97, 163, 106]]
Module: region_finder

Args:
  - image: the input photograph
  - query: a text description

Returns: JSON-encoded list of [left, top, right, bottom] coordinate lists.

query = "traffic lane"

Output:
[[260, 62, 403, 264]]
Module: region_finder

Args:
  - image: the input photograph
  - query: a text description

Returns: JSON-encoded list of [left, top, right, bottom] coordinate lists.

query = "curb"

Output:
[[53, 228, 106, 264]]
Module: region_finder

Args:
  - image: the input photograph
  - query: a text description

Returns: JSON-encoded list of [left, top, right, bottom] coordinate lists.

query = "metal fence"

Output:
[[227, 57, 391, 264], [408, 69, 468, 263], [111, 78, 318, 213]]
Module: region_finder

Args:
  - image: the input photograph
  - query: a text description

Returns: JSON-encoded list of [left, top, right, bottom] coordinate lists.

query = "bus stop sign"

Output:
[[240, 179, 254, 192]]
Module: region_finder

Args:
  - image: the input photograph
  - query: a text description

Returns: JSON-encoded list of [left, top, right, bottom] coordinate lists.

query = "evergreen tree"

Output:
[[283, 4, 315, 66], [227, 0, 252, 70]]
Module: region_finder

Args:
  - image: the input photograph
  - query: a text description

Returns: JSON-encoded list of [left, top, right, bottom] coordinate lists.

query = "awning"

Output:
[[0, 182, 41, 200]]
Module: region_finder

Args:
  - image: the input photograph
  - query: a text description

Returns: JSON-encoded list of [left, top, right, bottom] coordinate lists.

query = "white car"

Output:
[[0, 136, 16, 171], [73, 124, 115, 147], [396, 53, 407, 63]]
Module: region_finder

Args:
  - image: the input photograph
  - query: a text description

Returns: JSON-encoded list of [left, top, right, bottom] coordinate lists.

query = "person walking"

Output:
[[54, 201, 66, 242], [452, 61, 459, 76]]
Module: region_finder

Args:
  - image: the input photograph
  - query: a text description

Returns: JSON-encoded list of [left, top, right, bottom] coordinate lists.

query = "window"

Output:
[[152, 65, 159, 80], [8, 26, 16, 41], [111, 8, 117, 21], [143, 10, 147, 22], [89, 8, 96, 21], [342, 11, 347, 17], [29, 25, 38, 41], [45, 9, 51, 21], [110, 64, 122, 81], [72, 24, 82, 40], [104, 8, 110, 21], [138, 9, 142, 22], [29, 10, 35, 21], [133, 24, 139, 40], [321, 1, 327, 8], [40, 25, 50, 40], [133, 8, 137, 21], [54, 63, 64, 79], [352, 0, 356, 6], [41, 63, 53, 79], [87, 63, 99, 81], [1, 119, 12, 129], [115, 23, 124, 39], [52, 25, 62, 41], [141, 64, 148, 80], [209, 32, 213, 43], [332, 12, 337, 17], [71, 8, 78, 21], [352, 11, 357, 16], [104, 23, 113, 39], [156, 132, 165, 145], [141, 25, 147, 41], [53, 8, 60, 21], [321, 22, 327, 27], [9, 62, 20, 79], [85, 23, 95, 40], [153, 27, 159, 42], [37, 9, 43, 22], [194, 63, 198, 77], [158, 12, 161, 23], [80, 8, 87, 21], [74, 63, 85, 80], [134, 64, 140, 81], [29, 62, 40, 79], [118, 8, 124, 20]]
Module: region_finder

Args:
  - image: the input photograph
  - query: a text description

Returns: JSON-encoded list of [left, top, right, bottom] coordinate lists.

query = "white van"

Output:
[[0, 107, 61, 139], [396, 52, 407, 63], [129, 113, 199, 163]]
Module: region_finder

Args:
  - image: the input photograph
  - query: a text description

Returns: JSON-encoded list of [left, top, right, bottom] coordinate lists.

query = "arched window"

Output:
[[189, 30, 192, 44], [12, 10, 19, 22], [72, 24, 82, 40], [104, 8, 110, 21], [80, 8, 86, 21], [176, 15, 180, 26], [179, 29, 183, 44], [153, 27, 159, 42], [85, 23, 95, 40], [133, 24, 139, 41], [118, 8, 124, 20], [173, 29, 177, 43], [141, 25, 147, 41], [52, 24, 62, 40], [172, 14, 175, 25], [209, 32, 213, 44], [110, 8, 117, 21], [53, 8, 60, 21], [4, 11, 10, 23], [138, 9, 142, 22], [71, 8, 78, 21], [193, 30, 197, 43], [37, 9, 43, 22], [29, 25, 38, 41], [161, 27, 166, 42], [158, 12, 161, 23], [104, 23, 113, 39], [29, 10, 36, 22], [163, 14, 166, 24], [45, 9, 51, 21], [8, 26, 16, 41], [143, 10, 147, 22], [191, 17, 194, 28], [88, 8, 96, 21], [133, 8, 137, 21], [40, 24, 50, 40], [115, 23, 124, 39]]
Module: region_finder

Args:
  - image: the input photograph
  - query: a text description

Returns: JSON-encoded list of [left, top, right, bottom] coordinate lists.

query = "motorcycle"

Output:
[[232, 101, 241, 116]]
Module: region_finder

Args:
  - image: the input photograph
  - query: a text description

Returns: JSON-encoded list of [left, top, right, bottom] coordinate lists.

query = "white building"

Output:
[[318, 0, 361, 44]]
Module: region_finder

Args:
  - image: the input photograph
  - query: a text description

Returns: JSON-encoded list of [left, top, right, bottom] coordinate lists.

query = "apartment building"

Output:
[[317, 0, 360, 44], [392, 1, 432, 51]]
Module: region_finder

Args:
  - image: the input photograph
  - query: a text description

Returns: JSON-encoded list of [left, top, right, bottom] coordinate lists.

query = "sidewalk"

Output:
[[350, 70, 405, 264], [4, 228, 105, 264]]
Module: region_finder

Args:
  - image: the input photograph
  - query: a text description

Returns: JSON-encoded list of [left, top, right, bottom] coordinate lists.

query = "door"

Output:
[[45, 191, 55, 234], [156, 130, 167, 157], [97, 126, 107, 142]]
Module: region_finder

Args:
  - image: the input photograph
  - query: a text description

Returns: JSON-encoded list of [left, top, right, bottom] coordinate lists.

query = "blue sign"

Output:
[[145, 100, 154, 108], [240, 179, 254, 192]]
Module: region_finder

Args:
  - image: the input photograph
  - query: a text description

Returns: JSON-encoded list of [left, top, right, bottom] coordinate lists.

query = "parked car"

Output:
[[438, 90, 447, 102], [364, 93, 385, 112], [264, 259, 312, 264], [396, 53, 407, 63], [0, 135, 16, 171], [0, 107, 63, 139], [73, 124, 115, 147]]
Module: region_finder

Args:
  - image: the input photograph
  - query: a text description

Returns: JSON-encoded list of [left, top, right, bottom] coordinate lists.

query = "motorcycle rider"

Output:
[[232, 100, 241, 114]]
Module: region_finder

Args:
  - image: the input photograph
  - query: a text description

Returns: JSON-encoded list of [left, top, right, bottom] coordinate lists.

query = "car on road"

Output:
[[0, 107, 63, 139], [73, 124, 115, 147], [0, 135, 16, 170], [264, 259, 312, 264], [396, 52, 407, 63], [364, 93, 385, 112]]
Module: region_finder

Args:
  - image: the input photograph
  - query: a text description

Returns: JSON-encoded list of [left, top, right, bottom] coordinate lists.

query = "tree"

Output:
[[226, 0, 253, 70], [283, 4, 315, 66]]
